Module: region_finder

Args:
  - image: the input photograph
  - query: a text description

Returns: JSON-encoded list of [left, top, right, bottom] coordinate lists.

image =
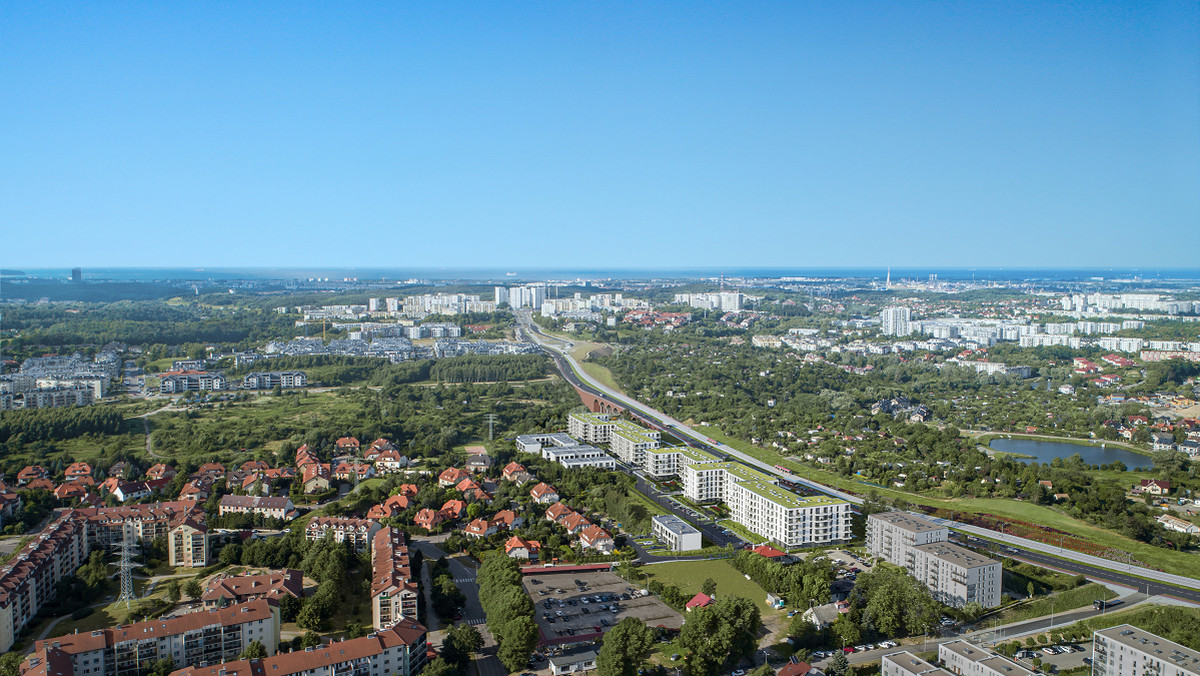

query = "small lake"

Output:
[[988, 438, 1153, 469]]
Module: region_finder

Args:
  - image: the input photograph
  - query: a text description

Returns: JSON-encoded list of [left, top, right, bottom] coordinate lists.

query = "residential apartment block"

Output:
[[514, 432, 615, 469], [881, 651, 955, 676], [371, 528, 419, 631], [681, 461, 852, 548], [166, 620, 429, 676], [241, 371, 307, 389], [1092, 625, 1200, 676], [0, 514, 89, 653], [26, 599, 280, 676], [217, 495, 296, 521], [611, 425, 661, 467], [939, 640, 1034, 676], [74, 501, 210, 568], [306, 517, 381, 552], [567, 412, 659, 448], [866, 512, 1001, 608]]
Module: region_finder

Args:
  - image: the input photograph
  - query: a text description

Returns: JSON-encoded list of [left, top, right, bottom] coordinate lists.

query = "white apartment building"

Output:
[[514, 432, 615, 469], [643, 446, 721, 479], [940, 641, 1035, 676], [681, 462, 852, 548], [1098, 337, 1146, 353], [1092, 626, 1200, 676], [867, 512, 1000, 608], [611, 426, 661, 466], [881, 307, 913, 336], [567, 412, 661, 449], [881, 651, 956, 676], [651, 515, 703, 552], [305, 517, 381, 552]]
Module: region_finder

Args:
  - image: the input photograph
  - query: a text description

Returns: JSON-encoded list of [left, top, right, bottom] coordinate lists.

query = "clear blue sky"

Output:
[[2, 2, 1197, 269]]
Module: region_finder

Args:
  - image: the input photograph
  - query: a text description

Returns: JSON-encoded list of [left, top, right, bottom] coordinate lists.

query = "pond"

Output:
[[988, 437, 1153, 469]]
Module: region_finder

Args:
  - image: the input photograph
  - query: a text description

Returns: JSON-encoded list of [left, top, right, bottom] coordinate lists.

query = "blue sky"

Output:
[[2, 2, 1197, 269]]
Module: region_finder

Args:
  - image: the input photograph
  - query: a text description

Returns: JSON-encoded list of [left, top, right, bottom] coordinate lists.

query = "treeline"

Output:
[[728, 549, 834, 609], [477, 556, 538, 672], [0, 405, 124, 444], [430, 354, 548, 383], [4, 302, 297, 347]]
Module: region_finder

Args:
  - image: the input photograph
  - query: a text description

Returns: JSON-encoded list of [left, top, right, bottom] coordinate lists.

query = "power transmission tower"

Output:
[[485, 414, 498, 441], [116, 526, 138, 606]]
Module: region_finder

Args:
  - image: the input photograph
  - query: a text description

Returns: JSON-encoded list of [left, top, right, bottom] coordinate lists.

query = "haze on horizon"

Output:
[[1, 2, 1197, 269]]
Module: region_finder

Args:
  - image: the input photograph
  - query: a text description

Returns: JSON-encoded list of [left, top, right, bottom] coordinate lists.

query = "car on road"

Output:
[[600, 619, 610, 626]]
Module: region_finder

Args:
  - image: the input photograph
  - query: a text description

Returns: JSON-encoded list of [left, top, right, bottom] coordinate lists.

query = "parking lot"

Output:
[[524, 570, 683, 648]]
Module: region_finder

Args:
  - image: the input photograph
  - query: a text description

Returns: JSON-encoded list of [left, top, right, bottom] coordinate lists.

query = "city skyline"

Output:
[[2, 2, 1197, 268]]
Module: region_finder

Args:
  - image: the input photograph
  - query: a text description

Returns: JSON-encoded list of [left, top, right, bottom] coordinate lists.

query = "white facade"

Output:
[[1092, 625, 1200, 676], [651, 515, 702, 552], [867, 512, 1000, 608], [682, 461, 852, 548], [881, 307, 913, 336], [940, 641, 1034, 676]]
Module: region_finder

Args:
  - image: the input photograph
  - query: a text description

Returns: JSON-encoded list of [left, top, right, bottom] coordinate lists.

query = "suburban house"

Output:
[[505, 535, 541, 559], [579, 525, 615, 552], [414, 508, 444, 530], [1140, 479, 1171, 495], [464, 518, 498, 539], [530, 482, 560, 505], [335, 436, 361, 454], [302, 463, 333, 493], [438, 467, 470, 487]]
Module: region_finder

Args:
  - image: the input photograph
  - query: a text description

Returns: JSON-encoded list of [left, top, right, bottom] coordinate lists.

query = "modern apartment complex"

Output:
[[567, 412, 660, 448], [881, 307, 914, 336], [1092, 625, 1200, 676], [75, 501, 210, 568], [514, 432, 616, 469], [682, 461, 852, 548], [610, 425, 662, 467], [166, 621, 429, 676], [370, 528, 419, 631], [939, 640, 1034, 676], [866, 512, 1001, 608], [651, 515, 702, 552], [881, 651, 955, 676], [26, 599, 280, 676]]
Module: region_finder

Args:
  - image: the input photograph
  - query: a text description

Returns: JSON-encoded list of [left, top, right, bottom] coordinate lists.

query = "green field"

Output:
[[697, 427, 1200, 579], [995, 584, 1117, 623], [645, 559, 775, 613]]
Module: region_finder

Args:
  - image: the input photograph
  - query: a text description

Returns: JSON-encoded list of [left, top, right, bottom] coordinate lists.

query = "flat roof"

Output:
[[977, 656, 1035, 676], [652, 514, 700, 536], [739, 480, 846, 509], [869, 511, 946, 534], [882, 651, 938, 676], [678, 447, 721, 463], [612, 426, 658, 444], [939, 640, 987, 663], [1095, 625, 1200, 670]]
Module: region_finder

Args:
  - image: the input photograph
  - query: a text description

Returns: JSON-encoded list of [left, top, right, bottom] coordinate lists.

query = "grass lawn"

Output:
[[718, 519, 769, 545], [645, 559, 776, 614], [995, 584, 1117, 623], [697, 427, 1200, 579]]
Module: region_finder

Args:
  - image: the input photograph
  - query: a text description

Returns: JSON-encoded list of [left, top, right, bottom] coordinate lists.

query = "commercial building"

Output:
[[651, 515, 702, 552], [939, 640, 1034, 676], [682, 462, 852, 548], [866, 512, 1000, 608], [515, 432, 615, 469], [370, 528, 419, 631], [26, 599, 280, 676], [1092, 625, 1200, 676]]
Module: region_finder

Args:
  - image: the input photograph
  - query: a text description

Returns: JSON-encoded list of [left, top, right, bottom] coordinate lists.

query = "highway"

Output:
[[516, 312, 1200, 600]]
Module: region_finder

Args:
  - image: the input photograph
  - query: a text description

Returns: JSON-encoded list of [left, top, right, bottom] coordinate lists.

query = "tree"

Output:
[[219, 543, 242, 565], [299, 631, 324, 648], [279, 593, 302, 622], [164, 580, 181, 604], [832, 614, 861, 647], [497, 616, 539, 673], [422, 657, 459, 676], [597, 617, 655, 676], [240, 641, 268, 659], [297, 601, 327, 631], [701, 578, 718, 597], [442, 624, 485, 670], [147, 659, 175, 676], [0, 653, 25, 676], [184, 579, 203, 600], [1027, 582, 1035, 599], [678, 596, 762, 676], [826, 651, 850, 676]]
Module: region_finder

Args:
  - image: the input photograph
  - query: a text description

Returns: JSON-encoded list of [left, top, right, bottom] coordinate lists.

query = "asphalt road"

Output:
[[519, 312, 1200, 600], [955, 532, 1200, 605]]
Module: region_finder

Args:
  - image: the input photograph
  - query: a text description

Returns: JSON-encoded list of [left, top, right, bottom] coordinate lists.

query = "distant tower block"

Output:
[[71, 267, 82, 282]]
